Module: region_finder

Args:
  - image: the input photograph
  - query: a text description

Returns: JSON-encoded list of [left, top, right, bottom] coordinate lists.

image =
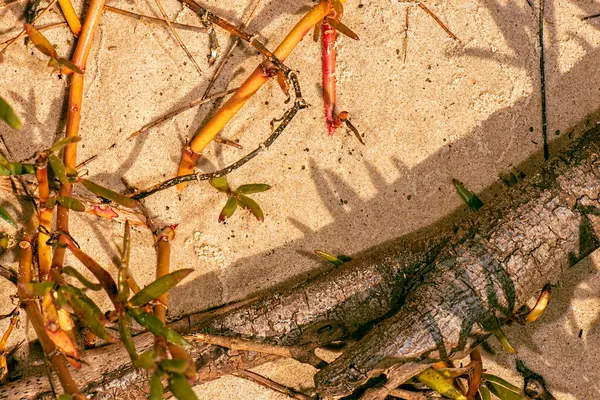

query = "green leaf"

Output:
[[160, 359, 188, 374], [453, 179, 484, 211], [218, 196, 237, 223], [482, 374, 521, 394], [0, 206, 16, 227], [128, 309, 189, 348], [57, 394, 74, 400], [56, 58, 84, 74], [315, 250, 346, 266], [133, 348, 157, 369], [80, 179, 140, 209], [0, 97, 22, 130], [0, 163, 35, 176], [129, 269, 193, 307], [17, 282, 54, 297], [48, 154, 69, 184], [149, 371, 164, 400], [493, 329, 517, 354], [62, 266, 102, 291], [118, 312, 138, 363], [49, 136, 81, 153], [236, 184, 271, 195], [58, 285, 114, 343], [416, 368, 467, 400], [118, 221, 131, 302], [484, 380, 522, 400], [0, 233, 9, 255], [56, 196, 85, 212], [237, 195, 264, 221], [209, 176, 229, 192], [479, 385, 492, 400], [168, 373, 198, 400]]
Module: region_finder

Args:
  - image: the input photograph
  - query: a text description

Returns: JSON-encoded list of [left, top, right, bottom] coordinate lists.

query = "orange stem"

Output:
[[321, 20, 336, 134], [57, 0, 82, 36], [35, 154, 52, 280], [176, 0, 331, 188]]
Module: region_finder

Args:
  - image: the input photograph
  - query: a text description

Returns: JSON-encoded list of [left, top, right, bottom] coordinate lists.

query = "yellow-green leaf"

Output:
[[49, 136, 81, 153], [453, 179, 484, 211], [118, 312, 138, 363], [218, 196, 237, 223], [236, 184, 271, 195], [128, 269, 193, 307], [168, 373, 198, 400], [80, 179, 140, 209], [237, 195, 264, 221], [24, 23, 58, 59], [56, 58, 84, 74], [0, 233, 8, 255], [0, 206, 16, 227], [482, 373, 521, 394], [17, 282, 54, 297], [58, 285, 114, 343], [210, 176, 229, 192], [0, 163, 35, 176], [160, 359, 188, 374], [56, 196, 85, 212], [479, 385, 492, 400], [62, 266, 102, 291], [315, 250, 346, 266], [133, 348, 157, 369], [118, 221, 131, 302], [0, 97, 22, 130], [48, 154, 69, 184], [416, 368, 467, 400]]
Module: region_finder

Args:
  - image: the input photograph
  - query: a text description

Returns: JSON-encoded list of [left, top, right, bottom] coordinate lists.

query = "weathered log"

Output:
[[3, 126, 600, 398], [314, 126, 600, 397]]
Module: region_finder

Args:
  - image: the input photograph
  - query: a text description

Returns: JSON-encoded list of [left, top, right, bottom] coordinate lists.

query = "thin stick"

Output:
[[103, 4, 206, 33], [402, 7, 409, 63], [232, 370, 312, 400], [175, 0, 330, 186], [0, 0, 59, 54], [0, 0, 27, 11], [154, 0, 203, 76], [538, 0, 548, 160], [133, 91, 307, 199], [57, 0, 82, 36], [583, 13, 600, 21], [187, 333, 325, 368], [52, 0, 106, 271], [417, 2, 457, 40]]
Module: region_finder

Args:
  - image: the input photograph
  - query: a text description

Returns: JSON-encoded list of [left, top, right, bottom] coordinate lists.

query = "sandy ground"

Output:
[[0, 0, 599, 398]]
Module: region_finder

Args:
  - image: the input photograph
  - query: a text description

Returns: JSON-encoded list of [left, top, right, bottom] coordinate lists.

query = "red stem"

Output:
[[321, 20, 337, 135]]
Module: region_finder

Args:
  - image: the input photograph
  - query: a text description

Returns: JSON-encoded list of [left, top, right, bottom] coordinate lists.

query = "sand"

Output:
[[0, 0, 599, 398]]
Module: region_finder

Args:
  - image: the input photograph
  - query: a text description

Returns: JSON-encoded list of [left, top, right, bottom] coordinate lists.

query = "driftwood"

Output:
[[3, 127, 600, 398]]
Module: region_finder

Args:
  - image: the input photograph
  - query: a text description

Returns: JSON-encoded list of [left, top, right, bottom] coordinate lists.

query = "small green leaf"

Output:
[[23, 23, 58, 59], [17, 282, 54, 297], [0, 97, 22, 130], [56, 196, 85, 212], [236, 184, 271, 195], [45, 197, 57, 208], [48, 154, 69, 184], [209, 176, 229, 192], [0, 206, 16, 227], [416, 368, 467, 400], [80, 179, 140, 209], [56, 58, 84, 74], [133, 348, 157, 369], [493, 329, 517, 354], [57, 394, 74, 400], [49, 136, 81, 153], [237, 195, 264, 221], [118, 312, 138, 363], [479, 385, 492, 400], [0, 233, 9, 255], [484, 379, 522, 400], [453, 179, 484, 211], [129, 269, 193, 307], [160, 359, 188, 374], [482, 373, 521, 394], [149, 371, 164, 400], [62, 266, 102, 291], [128, 309, 189, 348], [0, 163, 35, 176], [168, 373, 198, 400], [315, 250, 345, 266], [58, 285, 114, 343], [218, 196, 237, 223]]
